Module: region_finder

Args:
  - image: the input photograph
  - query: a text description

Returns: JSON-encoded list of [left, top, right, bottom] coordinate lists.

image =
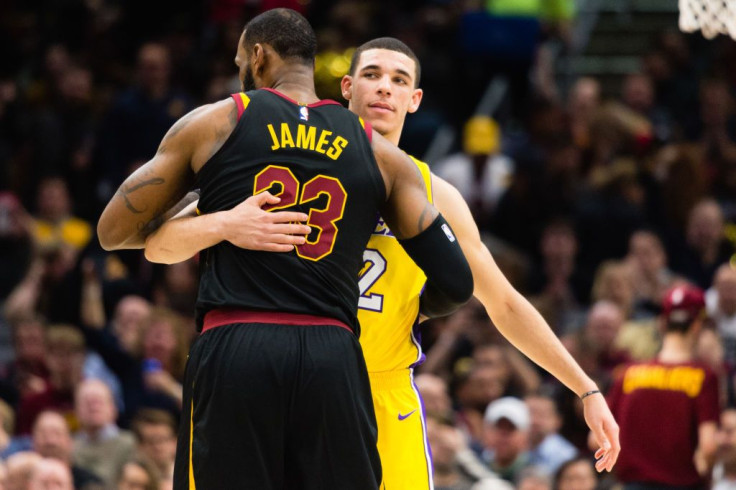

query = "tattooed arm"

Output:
[[97, 99, 237, 250], [371, 131, 438, 239]]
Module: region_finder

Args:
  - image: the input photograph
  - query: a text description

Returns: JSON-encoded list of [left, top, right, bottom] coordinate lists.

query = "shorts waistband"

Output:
[[368, 369, 413, 390], [202, 308, 353, 334]]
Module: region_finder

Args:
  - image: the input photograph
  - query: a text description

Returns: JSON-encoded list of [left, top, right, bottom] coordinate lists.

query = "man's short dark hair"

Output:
[[243, 8, 317, 66], [349, 37, 421, 87]]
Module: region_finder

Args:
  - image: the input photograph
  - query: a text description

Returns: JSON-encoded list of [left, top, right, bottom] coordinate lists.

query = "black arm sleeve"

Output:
[[398, 214, 474, 318]]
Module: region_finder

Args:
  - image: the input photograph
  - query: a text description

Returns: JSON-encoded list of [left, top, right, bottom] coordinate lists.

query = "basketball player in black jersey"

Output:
[[97, 9, 473, 490]]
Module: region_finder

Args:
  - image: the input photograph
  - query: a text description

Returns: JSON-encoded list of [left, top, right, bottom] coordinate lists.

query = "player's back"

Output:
[[195, 89, 385, 332], [357, 156, 432, 371]]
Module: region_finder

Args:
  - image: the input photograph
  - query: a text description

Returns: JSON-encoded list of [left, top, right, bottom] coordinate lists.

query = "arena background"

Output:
[[1, 0, 736, 488]]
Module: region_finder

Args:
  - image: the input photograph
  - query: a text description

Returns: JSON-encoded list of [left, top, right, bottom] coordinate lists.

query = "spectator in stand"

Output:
[[96, 43, 192, 198], [590, 261, 637, 320], [31, 411, 103, 490], [707, 264, 736, 366], [28, 458, 74, 490], [525, 392, 578, 475], [528, 220, 586, 335], [150, 260, 198, 320], [625, 229, 681, 314], [454, 364, 508, 455], [78, 300, 181, 425], [435, 115, 513, 224], [138, 308, 186, 410], [28, 458, 73, 490], [31, 177, 91, 253], [72, 380, 136, 486], [2, 315, 50, 401], [0, 192, 34, 301], [607, 284, 719, 489], [714, 408, 736, 488], [7, 452, 42, 490], [482, 396, 532, 483], [474, 344, 541, 398], [553, 457, 597, 490], [694, 327, 730, 407], [697, 79, 736, 204], [414, 373, 452, 419], [109, 297, 151, 357], [620, 72, 672, 143], [671, 198, 732, 289], [562, 301, 630, 388], [16, 326, 85, 435], [516, 467, 552, 490], [568, 77, 601, 153], [427, 414, 510, 490], [130, 409, 176, 484], [115, 458, 160, 490]]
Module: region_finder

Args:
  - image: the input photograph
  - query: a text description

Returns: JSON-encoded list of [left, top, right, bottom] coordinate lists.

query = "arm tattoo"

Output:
[[417, 202, 432, 235], [117, 177, 166, 213]]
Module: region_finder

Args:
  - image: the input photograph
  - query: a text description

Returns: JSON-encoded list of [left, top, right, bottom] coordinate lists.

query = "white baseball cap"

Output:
[[484, 397, 530, 431]]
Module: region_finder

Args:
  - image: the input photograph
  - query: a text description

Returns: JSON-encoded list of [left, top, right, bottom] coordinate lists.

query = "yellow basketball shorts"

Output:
[[369, 369, 433, 490]]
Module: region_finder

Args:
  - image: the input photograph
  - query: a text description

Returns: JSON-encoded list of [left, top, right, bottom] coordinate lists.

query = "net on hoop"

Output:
[[679, 0, 736, 40]]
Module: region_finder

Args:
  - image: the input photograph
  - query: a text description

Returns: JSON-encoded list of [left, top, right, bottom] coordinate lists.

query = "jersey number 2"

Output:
[[254, 165, 347, 261], [358, 249, 387, 312]]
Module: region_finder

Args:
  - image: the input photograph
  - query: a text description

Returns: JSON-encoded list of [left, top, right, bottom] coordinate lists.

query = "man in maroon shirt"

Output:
[[607, 284, 719, 489]]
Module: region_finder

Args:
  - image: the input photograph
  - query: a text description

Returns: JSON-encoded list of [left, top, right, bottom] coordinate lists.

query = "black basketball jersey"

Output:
[[194, 89, 386, 333]]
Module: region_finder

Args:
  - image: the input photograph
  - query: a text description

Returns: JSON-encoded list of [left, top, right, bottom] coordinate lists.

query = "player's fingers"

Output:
[[253, 241, 294, 252], [249, 191, 280, 207], [268, 233, 307, 245], [265, 243, 295, 252], [269, 223, 311, 236], [269, 211, 309, 223]]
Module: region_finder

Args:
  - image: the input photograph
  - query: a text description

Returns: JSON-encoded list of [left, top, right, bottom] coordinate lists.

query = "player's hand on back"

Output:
[[223, 191, 312, 252]]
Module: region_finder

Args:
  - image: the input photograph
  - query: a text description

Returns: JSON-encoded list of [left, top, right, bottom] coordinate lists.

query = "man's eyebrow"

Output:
[[360, 64, 412, 80]]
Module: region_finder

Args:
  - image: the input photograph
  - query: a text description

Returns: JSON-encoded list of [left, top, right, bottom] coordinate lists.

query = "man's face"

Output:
[[235, 31, 256, 92], [32, 414, 72, 461], [76, 382, 115, 431], [138, 424, 177, 470], [341, 48, 422, 139]]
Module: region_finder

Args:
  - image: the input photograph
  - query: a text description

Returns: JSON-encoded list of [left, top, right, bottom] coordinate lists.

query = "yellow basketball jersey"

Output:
[[358, 156, 432, 372]]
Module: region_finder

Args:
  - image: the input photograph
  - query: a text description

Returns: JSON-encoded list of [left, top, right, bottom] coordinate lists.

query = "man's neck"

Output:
[[658, 333, 693, 363], [269, 66, 319, 105], [384, 130, 401, 146]]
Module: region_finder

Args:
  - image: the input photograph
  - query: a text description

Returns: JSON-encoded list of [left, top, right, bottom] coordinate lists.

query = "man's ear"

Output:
[[408, 88, 424, 114], [252, 43, 265, 76], [341, 75, 353, 102]]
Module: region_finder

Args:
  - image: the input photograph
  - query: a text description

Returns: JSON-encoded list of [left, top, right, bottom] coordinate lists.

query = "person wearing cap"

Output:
[[482, 397, 532, 482], [607, 284, 720, 489]]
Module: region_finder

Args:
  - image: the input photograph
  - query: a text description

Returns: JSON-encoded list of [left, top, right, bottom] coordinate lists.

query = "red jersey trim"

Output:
[[202, 308, 352, 334], [261, 87, 341, 107], [230, 93, 251, 120], [363, 119, 373, 143]]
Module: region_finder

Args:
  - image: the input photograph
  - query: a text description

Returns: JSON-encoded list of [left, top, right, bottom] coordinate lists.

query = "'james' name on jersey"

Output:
[[195, 88, 385, 332]]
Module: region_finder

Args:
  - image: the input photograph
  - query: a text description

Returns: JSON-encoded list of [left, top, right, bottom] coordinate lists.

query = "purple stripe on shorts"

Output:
[[410, 370, 435, 489]]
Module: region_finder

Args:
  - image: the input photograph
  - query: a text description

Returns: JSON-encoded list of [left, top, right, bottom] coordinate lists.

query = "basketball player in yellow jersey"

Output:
[[341, 38, 621, 489]]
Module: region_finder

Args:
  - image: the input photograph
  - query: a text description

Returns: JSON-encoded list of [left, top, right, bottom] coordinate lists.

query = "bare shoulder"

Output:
[[158, 98, 238, 172], [430, 174, 463, 202], [430, 173, 480, 241]]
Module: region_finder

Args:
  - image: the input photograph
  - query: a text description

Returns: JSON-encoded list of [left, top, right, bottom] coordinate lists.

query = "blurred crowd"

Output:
[[1, 0, 736, 489]]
